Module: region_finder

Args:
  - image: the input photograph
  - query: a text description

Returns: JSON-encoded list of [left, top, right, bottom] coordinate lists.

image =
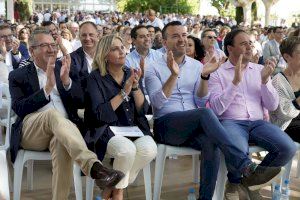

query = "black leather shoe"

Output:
[[91, 162, 125, 190]]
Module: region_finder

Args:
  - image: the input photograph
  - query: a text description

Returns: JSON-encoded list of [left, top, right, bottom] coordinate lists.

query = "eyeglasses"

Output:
[[205, 35, 217, 39], [0, 34, 14, 40], [32, 43, 58, 49]]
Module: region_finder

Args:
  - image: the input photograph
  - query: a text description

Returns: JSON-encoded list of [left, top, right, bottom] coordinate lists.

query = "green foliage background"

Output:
[[117, 0, 200, 14]]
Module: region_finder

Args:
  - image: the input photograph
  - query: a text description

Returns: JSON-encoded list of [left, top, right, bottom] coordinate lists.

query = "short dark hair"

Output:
[[187, 35, 206, 61], [131, 25, 147, 39], [162, 21, 182, 39], [0, 23, 11, 31], [223, 29, 247, 57], [272, 26, 283, 33], [280, 36, 300, 62], [154, 27, 161, 33], [201, 28, 215, 39], [146, 25, 155, 30], [41, 21, 56, 28]]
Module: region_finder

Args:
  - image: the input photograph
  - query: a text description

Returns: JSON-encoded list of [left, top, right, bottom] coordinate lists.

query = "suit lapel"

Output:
[[79, 48, 89, 74], [27, 63, 40, 92]]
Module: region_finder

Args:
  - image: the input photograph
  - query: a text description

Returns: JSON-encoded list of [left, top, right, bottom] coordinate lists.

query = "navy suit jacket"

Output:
[[8, 60, 84, 162], [11, 43, 30, 70], [70, 47, 90, 92]]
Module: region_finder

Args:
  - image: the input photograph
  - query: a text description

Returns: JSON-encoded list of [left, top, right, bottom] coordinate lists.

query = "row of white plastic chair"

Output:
[[1, 82, 300, 200]]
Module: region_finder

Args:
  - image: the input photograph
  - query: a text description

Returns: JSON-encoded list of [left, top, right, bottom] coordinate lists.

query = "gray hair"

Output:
[[28, 27, 51, 47]]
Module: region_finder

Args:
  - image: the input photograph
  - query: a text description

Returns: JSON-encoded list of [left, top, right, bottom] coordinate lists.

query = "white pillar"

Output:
[[233, 0, 255, 25], [262, 0, 279, 26], [242, 2, 252, 25], [7, 0, 14, 23]]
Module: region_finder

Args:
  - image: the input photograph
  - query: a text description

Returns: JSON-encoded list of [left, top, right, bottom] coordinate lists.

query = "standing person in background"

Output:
[[146, 9, 164, 30], [190, 23, 202, 39]]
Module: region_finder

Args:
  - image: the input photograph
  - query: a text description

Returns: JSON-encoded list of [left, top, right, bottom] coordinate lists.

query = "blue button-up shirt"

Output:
[[125, 49, 163, 69], [145, 54, 209, 119]]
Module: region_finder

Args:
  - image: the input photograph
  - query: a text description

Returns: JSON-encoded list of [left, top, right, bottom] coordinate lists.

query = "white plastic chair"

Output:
[[153, 144, 201, 200], [73, 158, 152, 200], [281, 142, 300, 183], [13, 148, 83, 200], [213, 145, 267, 199], [0, 83, 14, 200]]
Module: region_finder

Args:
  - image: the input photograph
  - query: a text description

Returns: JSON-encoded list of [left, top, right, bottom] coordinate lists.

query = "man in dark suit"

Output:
[[71, 21, 99, 92], [0, 23, 29, 70], [9, 27, 124, 200]]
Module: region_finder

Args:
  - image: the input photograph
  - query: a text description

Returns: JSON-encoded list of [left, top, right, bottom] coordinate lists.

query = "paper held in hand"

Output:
[[109, 126, 144, 137]]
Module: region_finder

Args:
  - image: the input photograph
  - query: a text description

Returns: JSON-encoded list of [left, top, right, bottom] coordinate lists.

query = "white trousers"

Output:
[[106, 135, 157, 189]]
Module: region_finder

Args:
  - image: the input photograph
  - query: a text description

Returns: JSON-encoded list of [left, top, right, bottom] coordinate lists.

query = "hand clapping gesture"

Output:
[[60, 54, 71, 86], [261, 58, 276, 84], [202, 55, 226, 76], [232, 54, 245, 85], [45, 55, 57, 95], [167, 50, 179, 76]]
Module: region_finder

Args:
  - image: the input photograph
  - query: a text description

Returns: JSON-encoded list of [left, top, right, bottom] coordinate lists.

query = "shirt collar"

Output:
[[132, 48, 150, 58], [33, 62, 46, 74], [223, 60, 253, 69]]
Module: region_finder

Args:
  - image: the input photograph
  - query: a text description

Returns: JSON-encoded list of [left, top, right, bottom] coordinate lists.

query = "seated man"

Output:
[[9, 27, 124, 200], [145, 21, 282, 200], [0, 24, 29, 71], [208, 29, 297, 199]]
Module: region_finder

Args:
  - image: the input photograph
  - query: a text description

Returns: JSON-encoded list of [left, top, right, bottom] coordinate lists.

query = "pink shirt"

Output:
[[208, 60, 279, 121]]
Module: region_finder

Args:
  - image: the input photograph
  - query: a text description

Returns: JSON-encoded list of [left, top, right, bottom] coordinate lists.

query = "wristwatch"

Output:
[[201, 73, 210, 80], [120, 89, 130, 102]]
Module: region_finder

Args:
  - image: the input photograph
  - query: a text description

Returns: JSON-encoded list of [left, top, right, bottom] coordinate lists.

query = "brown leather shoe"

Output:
[[91, 162, 125, 189]]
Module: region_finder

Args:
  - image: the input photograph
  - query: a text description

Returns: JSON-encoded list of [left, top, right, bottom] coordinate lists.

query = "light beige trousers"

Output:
[[106, 135, 157, 189], [21, 109, 99, 200]]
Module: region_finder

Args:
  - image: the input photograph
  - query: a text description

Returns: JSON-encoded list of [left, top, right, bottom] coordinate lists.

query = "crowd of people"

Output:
[[0, 7, 300, 200]]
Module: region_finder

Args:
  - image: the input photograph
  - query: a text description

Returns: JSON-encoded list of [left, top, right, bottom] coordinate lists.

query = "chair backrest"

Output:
[[0, 83, 13, 151]]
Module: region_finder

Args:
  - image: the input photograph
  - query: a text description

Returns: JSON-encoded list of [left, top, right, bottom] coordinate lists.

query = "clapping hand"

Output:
[[167, 50, 179, 76], [45, 55, 57, 95], [60, 54, 71, 86], [232, 54, 245, 85], [202, 56, 226, 76], [261, 58, 276, 84]]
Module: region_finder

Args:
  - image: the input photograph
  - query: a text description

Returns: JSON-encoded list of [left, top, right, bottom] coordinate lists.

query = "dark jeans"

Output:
[[221, 119, 297, 183], [154, 108, 252, 200]]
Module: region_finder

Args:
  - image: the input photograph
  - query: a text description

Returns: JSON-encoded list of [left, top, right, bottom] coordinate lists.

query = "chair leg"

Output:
[[143, 163, 152, 200], [73, 163, 83, 200], [192, 154, 200, 183], [26, 160, 34, 191], [86, 176, 95, 200], [213, 153, 227, 200], [153, 145, 167, 200], [282, 159, 293, 183], [296, 151, 300, 178], [13, 150, 25, 200], [0, 150, 10, 200]]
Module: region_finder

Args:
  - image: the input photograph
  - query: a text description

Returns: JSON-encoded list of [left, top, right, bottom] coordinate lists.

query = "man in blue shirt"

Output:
[[145, 21, 282, 200]]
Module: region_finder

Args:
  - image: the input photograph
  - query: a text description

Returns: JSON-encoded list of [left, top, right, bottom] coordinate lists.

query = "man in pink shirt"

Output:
[[209, 29, 296, 199]]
